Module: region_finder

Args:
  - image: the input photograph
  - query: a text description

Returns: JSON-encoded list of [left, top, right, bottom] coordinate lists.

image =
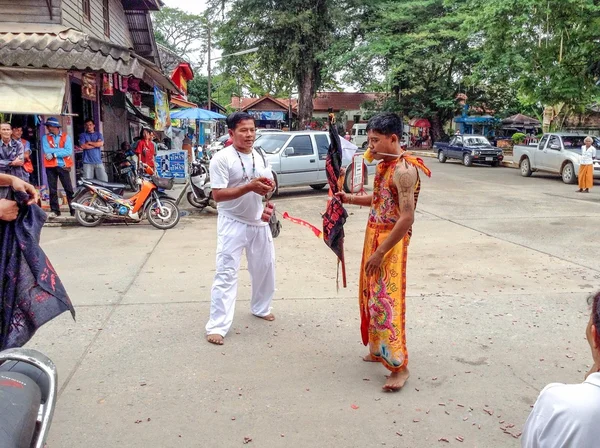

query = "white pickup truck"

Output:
[[513, 133, 600, 184]]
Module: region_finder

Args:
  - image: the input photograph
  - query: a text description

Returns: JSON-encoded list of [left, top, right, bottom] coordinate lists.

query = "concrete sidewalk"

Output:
[[31, 163, 600, 447]]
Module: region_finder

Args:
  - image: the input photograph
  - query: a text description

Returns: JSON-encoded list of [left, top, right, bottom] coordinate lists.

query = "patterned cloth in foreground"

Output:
[[359, 154, 430, 372], [0, 191, 75, 349]]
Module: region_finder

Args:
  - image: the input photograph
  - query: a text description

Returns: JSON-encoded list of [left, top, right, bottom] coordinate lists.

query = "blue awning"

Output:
[[455, 115, 498, 124]]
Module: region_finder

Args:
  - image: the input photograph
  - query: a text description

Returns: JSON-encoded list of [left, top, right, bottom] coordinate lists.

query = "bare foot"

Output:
[[363, 354, 379, 362], [207, 334, 224, 345], [383, 368, 410, 392], [255, 313, 275, 321]]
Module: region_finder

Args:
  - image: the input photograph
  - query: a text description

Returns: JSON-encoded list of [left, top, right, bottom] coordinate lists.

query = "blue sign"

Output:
[[155, 150, 188, 179], [248, 110, 285, 121]]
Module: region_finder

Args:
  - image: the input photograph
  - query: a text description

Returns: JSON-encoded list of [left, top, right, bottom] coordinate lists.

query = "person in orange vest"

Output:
[[11, 124, 34, 181], [42, 117, 75, 218]]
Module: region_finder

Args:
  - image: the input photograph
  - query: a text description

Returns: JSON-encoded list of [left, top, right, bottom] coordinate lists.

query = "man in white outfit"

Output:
[[206, 112, 276, 345]]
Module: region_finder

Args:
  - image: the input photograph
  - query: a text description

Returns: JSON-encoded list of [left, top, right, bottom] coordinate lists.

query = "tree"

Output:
[[210, 0, 359, 127], [470, 0, 600, 129], [153, 7, 207, 68]]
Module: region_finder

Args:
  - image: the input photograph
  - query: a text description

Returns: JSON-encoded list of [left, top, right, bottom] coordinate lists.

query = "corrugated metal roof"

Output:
[[0, 24, 177, 92]]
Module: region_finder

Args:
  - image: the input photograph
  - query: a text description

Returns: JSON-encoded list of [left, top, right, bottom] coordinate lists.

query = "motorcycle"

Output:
[[0, 348, 58, 448], [71, 165, 181, 230], [187, 156, 216, 211], [111, 149, 137, 191]]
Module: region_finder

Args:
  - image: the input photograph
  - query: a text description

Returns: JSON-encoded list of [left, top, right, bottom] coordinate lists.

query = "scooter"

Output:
[[111, 149, 138, 191], [187, 157, 216, 211], [71, 165, 181, 230], [0, 348, 58, 448]]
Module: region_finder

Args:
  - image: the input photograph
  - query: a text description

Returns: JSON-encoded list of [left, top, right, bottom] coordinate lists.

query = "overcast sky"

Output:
[[162, 0, 208, 15]]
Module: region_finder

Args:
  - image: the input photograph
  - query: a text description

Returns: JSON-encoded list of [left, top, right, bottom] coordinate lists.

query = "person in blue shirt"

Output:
[[42, 117, 75, 218], [78, 119, 108, 181]]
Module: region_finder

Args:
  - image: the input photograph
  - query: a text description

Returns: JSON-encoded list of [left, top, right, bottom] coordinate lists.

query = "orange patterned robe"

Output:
[[359, 153, 430, 372]]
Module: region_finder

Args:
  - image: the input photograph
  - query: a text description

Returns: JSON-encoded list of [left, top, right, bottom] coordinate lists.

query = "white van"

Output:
[[351, 123, 368, 149]]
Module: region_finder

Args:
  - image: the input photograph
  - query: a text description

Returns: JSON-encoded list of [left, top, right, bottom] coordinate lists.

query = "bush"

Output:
[[512, 132, 526, 144]]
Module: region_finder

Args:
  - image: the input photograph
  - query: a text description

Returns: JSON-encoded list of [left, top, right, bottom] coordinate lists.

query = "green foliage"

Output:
[[153, 7, 207, 67], [512, 132, 526, 144], [209, 0, 360, 125]]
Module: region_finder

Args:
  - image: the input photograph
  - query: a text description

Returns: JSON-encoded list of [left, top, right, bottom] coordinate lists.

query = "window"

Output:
[[287, 135, 313, 156], [82, 0, 91, 21], [538, 135, 549, 150], [548, 135, 561, 150], [357, 128, 366, 136], [103, 0, 110, 36], [315, 134, 330, 160], [353, 115, 361, 123], [254, 134, 289, 154]]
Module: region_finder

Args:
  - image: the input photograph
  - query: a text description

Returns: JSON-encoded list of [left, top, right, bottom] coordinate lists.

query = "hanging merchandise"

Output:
[[153, 86, 171, 131], [82, 73, 98, 101], [120, 76, 129, 93], [128, 78, 140, 92], [132, 91, 142, 107], [102, 73, 114, 96]]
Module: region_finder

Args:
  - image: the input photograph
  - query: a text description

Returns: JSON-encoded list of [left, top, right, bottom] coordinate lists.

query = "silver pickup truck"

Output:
[[514, 133, 600, 184]]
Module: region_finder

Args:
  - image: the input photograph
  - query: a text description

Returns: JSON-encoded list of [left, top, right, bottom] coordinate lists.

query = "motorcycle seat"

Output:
[[84, 179, 128, 190], [0, 370, 41, 448]]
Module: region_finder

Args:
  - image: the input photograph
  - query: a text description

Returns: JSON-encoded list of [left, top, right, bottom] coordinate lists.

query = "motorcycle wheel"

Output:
[[186, 191, 207, 210], [127, 172, 139, 192], [74, 193, 106, 227], [147, 199, 180, 230]]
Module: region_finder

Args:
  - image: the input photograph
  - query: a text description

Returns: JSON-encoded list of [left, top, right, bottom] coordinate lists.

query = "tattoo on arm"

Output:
[[394, 161, 417, 214]]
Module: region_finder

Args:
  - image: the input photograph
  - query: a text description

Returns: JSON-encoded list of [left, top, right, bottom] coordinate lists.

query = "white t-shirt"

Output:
[[581, 145, 597, 165], [521, 372, 600, 448], [209, 146, 273, 226]]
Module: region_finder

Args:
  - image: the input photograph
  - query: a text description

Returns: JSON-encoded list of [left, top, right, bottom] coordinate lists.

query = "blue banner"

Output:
[[248, 110, 285, 121]]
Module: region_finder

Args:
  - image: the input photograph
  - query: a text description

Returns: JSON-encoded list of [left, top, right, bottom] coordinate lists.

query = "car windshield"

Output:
[[562, 136, 600, 150], [254, 134, 290, 153], [218, 134, 229, 143], [465, 137, 491, 146]]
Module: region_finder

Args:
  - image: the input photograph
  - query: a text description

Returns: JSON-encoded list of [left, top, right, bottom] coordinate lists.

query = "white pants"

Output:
[[206, 214, 276, 337]]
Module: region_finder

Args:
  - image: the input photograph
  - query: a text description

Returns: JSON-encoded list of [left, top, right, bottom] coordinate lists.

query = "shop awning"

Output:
[[0, 67, 66, 114], [170, 96, 197, 108]]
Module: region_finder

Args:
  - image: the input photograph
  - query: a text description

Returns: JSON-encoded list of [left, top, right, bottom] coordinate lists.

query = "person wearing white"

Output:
[[522, 291, 600, 448], [205, 112, 276, 345], [577, 136, 596, 193]]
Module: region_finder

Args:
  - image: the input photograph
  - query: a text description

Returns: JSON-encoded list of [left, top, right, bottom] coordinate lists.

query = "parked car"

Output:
[[434, 134, 504, 167], [513, 133, 600, 184], [253, 131, 376, 193], [351, 123, 368, 149]]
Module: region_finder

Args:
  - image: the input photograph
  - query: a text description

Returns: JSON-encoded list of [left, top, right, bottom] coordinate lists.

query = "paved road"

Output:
[[33, 162, 599, 447]]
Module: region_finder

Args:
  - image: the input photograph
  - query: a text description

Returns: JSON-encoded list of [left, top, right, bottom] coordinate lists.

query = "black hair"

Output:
[[10, 122, 22, 130], [226, 112, 255, 130], [588, 292, 600, 346], [84, 118, 95, 125], [140, 128, 152, 139], [366, 112, 404, 139]]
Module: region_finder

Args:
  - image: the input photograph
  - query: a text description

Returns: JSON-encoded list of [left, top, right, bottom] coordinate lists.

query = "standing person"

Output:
[[336, 113, 431, 391], [0, 123, 27, 181], [11, 124, 33, 181], [134, 128, 156, 171], [78, 119, 108, 181], [522, 291, 600, 447], [577, 136, 596, 193], [205, 112, 276, 345], [42, 117, 75, 218]]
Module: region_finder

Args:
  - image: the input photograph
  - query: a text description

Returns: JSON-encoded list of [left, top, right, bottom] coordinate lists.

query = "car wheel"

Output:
[[520, 157, 532, 177], [361, 141, 368, 150], [463, 153, 473, 167], [310, 184, 327, 190], [271, 171, 279, 195], [438, 151, 447, 163], [562, 162, 577, 184], [491, 161, 500, 167]]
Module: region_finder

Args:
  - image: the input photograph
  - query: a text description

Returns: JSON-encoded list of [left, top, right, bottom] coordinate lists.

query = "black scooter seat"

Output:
[[84, 179, 127, 190], [0, 368, 41, 448]]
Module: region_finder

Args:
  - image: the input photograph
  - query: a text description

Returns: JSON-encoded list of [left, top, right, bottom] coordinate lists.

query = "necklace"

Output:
[[236, 149, 256, 183]]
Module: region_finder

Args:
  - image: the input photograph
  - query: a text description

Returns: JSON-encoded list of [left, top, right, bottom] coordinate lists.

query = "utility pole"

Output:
[[207, 25, 212, 111]]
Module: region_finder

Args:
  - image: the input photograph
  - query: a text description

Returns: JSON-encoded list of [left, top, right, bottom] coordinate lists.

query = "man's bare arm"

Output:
[[212, 177, 273, 202]]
